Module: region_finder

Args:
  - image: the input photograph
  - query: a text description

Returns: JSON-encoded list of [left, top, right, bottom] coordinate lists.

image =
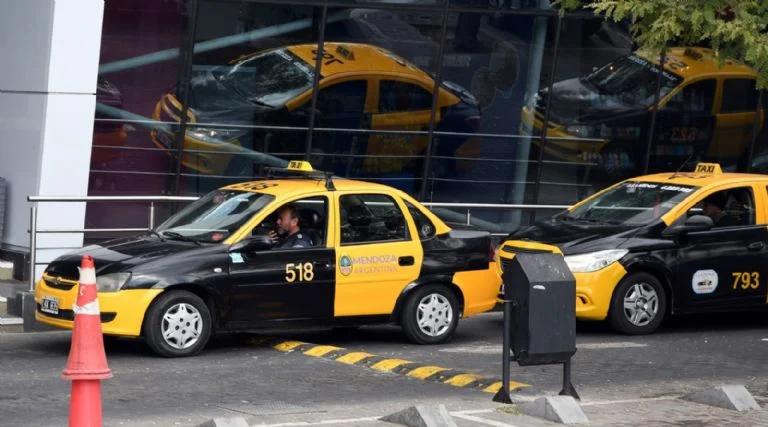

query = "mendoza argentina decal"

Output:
[[692, 269, 718, 294], [339, 255, 353, 276]]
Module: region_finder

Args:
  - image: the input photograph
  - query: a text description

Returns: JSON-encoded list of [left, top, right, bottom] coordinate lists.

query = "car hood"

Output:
[[187, 70, 273, 123], [506, 218, 639, 255], [545, 77, 642, 124], [44, 234, 226, 279]]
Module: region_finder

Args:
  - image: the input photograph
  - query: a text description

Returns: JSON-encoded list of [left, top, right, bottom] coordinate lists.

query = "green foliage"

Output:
[[553, 0, 768, 88]]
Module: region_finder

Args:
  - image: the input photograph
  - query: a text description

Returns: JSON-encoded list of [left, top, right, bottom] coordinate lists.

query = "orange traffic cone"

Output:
[[62, 255, 112, 427]]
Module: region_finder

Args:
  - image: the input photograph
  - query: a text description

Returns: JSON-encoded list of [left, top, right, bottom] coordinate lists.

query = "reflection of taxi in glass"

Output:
[[152, 43, 480, 176], [498, 163, 768, 334], [35, 162, 498, 357], [523, 47, 764, 175]]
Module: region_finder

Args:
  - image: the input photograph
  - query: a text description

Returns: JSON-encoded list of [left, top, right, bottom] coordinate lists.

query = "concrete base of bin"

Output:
[[379, 404, 457, 427], [196, 416, 249, 427], [517, 396, 588, 425], [682, 385, 760, 412]]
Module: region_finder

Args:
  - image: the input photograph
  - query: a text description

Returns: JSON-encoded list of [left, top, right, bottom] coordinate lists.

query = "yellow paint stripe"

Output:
[[335, 352, 374, 365], [444, 374, 483, 387], [406, 366, 448, 379], [272, 341, 305, 352], [303, 345, 342, 357], [371, 358, 411, 372], [482, 381, 529, 393]]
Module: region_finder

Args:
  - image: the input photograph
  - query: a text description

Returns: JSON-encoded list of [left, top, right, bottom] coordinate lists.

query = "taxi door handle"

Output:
[[398, 256, 415, 266], [748, 242, 764, 251]]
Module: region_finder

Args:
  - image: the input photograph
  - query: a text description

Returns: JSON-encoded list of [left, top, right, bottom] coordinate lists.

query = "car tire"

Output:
[[143, 290, 212, 357], [608, 272, 666, 335], [401, 285, 459, 345]]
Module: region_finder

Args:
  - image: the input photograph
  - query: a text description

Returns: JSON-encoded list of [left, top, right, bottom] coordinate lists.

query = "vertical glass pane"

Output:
[[537, 15, 635, 207], [179, 2, 323, 194], [425, 11, 555, 231]]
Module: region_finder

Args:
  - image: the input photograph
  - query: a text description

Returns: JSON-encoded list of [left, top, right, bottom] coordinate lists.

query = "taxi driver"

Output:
[[270, 204, 312, 249]]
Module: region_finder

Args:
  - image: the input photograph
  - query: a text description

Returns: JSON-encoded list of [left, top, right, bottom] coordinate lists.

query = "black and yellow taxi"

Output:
[[498, 163, 768, 334], [152, 42, 480, 176], [524, 47, 763, 176], [35, 162, 498, 357]]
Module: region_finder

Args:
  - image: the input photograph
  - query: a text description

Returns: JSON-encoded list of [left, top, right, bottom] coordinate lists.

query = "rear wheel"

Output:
[[144, 290, 212, 357], [401, 285, 459, 344], [608, 272, 666, 335]]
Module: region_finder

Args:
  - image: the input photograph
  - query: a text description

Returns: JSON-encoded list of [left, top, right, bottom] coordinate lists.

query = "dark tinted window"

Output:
[[313, 80, 367, 128], [405, 201, 436, 240], [689, 187, 755, 227], [664, 79, 716, 113], [379, 80, 433, 112], [340, 194, 408, 244], [722, 79, 759, 113]]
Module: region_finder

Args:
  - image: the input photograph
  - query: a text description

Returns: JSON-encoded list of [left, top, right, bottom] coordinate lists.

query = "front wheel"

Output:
[[608, 272, 666, 335], [143, 290, 212, 357], [401, 285, 459, 344]]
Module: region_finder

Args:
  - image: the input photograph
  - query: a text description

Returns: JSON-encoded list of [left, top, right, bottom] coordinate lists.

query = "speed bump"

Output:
[[257, 338, 528, 394]]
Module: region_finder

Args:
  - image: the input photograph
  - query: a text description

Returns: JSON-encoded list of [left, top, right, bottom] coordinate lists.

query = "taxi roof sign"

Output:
[[694, 162, 722, 175], [286, 160, 314, 173]]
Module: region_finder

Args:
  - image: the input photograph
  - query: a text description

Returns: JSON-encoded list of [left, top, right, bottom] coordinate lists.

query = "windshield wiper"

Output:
[[161, 231, 202, 246], [147, 229, 165, 241]]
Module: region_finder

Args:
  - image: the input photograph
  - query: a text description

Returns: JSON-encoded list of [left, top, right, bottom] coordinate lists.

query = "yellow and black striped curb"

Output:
[[250, 337, 528, 394]]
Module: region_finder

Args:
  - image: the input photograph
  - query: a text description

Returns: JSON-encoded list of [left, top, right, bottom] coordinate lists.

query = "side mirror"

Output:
[[229, 235, 273, 253], [662, 215, 714, 237]]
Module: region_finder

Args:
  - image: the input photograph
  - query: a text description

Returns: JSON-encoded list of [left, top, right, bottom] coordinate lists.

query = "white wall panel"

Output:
[[0, 0, 54, 92]]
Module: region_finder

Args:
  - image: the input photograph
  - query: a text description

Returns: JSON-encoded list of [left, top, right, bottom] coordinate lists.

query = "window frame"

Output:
[[337, 192, 412, 247]]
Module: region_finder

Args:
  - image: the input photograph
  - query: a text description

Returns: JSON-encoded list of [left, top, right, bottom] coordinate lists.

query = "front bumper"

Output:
[[34, 277, 162, 337]]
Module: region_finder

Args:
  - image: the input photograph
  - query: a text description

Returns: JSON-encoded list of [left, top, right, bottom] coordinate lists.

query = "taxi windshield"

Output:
[[157, 190, 274, 243], [219, 49, 314, 107], [564, 181, 697, 226], [583, 55, 682, 107]]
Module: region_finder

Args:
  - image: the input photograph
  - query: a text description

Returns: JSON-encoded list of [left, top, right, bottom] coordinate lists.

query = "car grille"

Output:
[[42, 274, 77, 291], [43, 263, 79, 281]]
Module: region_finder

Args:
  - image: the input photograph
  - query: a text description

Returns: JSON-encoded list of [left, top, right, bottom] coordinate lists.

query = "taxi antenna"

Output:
[[669, 152, 696, 179]]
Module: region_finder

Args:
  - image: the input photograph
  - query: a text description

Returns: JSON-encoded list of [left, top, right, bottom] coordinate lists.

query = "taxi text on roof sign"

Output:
[[286, 160, 314, 172], [694, 163, 722, 175]]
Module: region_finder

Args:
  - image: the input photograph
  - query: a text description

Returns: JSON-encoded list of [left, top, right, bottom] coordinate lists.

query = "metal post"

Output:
[[493, 296, 514, 404], [28, 205, 38, 292], [559, 357, 580, 400], [466, 208, 472, 225], [148, 202, 156, 230], [643, 49, 666, 174]]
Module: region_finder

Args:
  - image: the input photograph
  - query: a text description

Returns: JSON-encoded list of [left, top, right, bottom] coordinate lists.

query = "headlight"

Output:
[[95, 272, 131, 292], [187, 127, 247, 144], [564, 249, 628, 273]]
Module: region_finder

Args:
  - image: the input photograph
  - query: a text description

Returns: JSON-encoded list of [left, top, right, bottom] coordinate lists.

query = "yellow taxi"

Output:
[[151, 43, 480, 177], [36, 162, 498, 357], [498, 163, 768, 334], [523, 47, 764, 176]]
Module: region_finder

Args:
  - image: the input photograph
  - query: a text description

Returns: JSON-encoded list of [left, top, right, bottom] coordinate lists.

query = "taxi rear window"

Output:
[[566, 182, 697, 226]]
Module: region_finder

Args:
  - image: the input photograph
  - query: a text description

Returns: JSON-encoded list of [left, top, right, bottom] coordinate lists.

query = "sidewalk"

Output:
[[0, 277, 28, 333]]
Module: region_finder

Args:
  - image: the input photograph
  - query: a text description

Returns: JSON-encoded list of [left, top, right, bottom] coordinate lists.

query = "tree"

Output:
[[555, 0, 768, 88]]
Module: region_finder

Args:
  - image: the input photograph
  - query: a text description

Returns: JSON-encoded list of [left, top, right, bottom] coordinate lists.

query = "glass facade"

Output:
[[88, 0, 767, 233]]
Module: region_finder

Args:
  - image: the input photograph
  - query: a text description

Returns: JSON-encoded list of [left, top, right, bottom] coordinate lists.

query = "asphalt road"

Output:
[[1, 311, 767, 426]]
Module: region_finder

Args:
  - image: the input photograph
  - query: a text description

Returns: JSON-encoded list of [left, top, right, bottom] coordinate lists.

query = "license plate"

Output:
[[41, 296, 59, 315]]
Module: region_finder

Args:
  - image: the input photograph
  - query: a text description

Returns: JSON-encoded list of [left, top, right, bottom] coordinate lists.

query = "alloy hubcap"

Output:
[[623, 283, 659, 327], [416, 293, 453, 337], [161, 303, 203, 350]]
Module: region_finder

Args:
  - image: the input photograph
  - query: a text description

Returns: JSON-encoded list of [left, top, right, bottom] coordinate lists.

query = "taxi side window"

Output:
[[313, 80, 368, 128], [688, 187, 755, 227], [664, 79, 715, 113], [404, 201, 436, 240], [252, 196, 328, 247], [340, 194, 409, 245], [721, 79, 759, 113], [379, 80, 433, 112]]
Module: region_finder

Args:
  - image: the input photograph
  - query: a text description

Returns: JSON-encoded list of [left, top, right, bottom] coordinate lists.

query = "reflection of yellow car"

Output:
[[524, 47, 764, 175], [152, 43, 481, 177], [36, 161, 499, 357], [498, 162, 768, 335]]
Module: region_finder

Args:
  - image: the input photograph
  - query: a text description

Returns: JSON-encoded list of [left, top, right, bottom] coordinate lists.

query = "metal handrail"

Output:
[[26, 195, 570, 291]]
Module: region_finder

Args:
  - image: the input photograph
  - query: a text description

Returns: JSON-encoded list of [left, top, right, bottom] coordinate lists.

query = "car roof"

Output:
[[630, 171, 768, 188], [287, 42, 432, 80], [637, 47, 756, 80], [222, 176, 398, 198]]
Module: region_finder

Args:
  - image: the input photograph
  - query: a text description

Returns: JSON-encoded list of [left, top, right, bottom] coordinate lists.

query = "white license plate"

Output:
[[41, 296, 59, 315]]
